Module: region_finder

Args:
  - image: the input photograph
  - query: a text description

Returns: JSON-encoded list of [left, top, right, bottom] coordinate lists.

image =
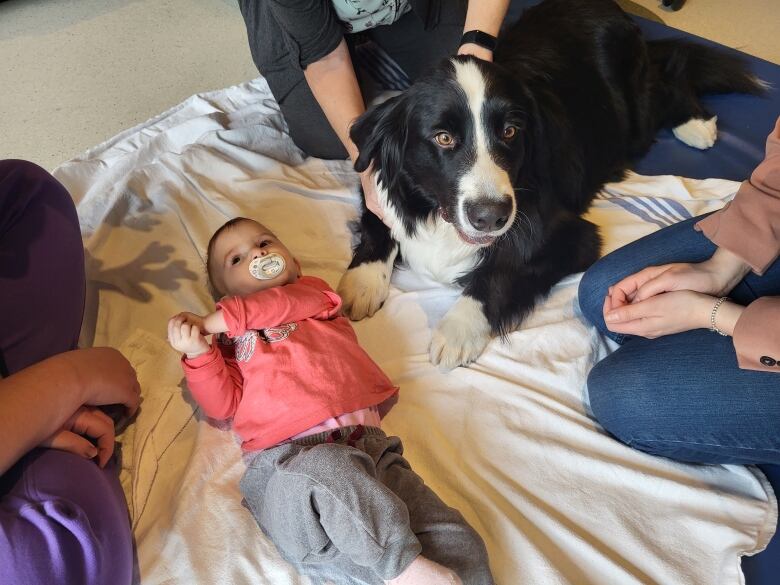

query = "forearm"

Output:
[[303, 38, 365, 162], [0, 352, 85, 474], [705, 247, 752, 295], [182, 349, 242, 420], [711, 300, 745, 337], [463, 0, 510, 36], [695, 117, 780, 274], [459, 0, 511, 60], [203, 310, 228, 335], [218, 282, 339, 335]]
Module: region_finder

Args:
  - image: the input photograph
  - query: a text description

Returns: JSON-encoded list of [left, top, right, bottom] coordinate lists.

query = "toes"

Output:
[[337, 261, 392, 321], [428, 296, 492, 369], [672, 116, 718, 150]]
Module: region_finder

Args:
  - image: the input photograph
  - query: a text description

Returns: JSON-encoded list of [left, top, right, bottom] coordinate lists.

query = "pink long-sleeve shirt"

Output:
[[182, 276, 398, 451]]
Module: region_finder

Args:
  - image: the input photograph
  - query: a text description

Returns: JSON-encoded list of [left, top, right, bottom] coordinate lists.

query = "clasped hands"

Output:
[[42, 347, 141, 468], [602, 248, 750, 339], [168, 312, 212, 359]]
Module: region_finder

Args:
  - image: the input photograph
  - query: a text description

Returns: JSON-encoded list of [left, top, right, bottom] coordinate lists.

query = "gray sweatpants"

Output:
[[240, 426, 494, 585]]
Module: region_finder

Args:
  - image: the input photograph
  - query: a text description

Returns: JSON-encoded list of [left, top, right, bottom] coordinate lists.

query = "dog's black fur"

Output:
[[339, 0, 765, 368]]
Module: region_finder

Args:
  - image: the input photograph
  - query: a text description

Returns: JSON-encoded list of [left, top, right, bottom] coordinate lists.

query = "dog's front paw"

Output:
[[429, 296, 492, 370], [673, 116, 718, 150], [337, 261, 392, 320]]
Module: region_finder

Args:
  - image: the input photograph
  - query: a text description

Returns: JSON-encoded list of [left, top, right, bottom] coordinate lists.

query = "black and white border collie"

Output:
[[338, 0, 765, 370]]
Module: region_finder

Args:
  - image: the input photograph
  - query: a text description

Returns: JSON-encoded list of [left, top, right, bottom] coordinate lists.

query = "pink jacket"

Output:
[[182, 276, 398, 451], [695, 117, 780, 372]]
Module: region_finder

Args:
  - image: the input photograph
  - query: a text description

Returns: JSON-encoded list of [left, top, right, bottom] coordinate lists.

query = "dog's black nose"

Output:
[[465, 198, 512, 232]]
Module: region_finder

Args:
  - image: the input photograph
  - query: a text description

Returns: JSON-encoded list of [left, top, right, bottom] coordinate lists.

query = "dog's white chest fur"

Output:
[[394, 216, 480, 284], [378, 183, 480, 284]]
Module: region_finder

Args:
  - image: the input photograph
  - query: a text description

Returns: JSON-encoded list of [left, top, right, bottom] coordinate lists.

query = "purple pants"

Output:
[[0, 160, 133, 585]]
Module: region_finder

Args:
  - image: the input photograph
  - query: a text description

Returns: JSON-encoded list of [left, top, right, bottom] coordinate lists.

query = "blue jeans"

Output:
[[579, 214, 780, 464], [578, 214, 780, 582]]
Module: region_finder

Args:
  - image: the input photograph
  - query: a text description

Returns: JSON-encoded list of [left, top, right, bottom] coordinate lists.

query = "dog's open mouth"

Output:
[[439, 207, 497, 246], [455, 229, 496, 246]]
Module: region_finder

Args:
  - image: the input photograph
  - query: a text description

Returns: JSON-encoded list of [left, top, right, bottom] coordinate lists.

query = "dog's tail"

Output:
[[647, 39, 768, 140]]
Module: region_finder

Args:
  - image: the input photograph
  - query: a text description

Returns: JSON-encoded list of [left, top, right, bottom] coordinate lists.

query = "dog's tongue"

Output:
[[457, 230, 496, 246]]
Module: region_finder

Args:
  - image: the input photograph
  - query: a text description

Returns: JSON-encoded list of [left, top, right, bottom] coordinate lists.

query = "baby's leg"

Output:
[[240, 438, 423, 581], [385, 555, 462, 585], [373, 435, 496, 585]]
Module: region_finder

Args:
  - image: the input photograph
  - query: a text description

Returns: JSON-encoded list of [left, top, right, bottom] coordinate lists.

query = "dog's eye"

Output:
[[434, 132, 455, 148], [502, 126, 518, 141]]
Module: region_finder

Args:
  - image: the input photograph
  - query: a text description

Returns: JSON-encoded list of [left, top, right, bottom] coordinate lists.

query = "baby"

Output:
[[167, 217, 494, 585]]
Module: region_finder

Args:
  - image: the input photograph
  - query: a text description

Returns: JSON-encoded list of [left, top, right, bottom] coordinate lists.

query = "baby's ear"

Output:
[[293, 258, 302, 277]]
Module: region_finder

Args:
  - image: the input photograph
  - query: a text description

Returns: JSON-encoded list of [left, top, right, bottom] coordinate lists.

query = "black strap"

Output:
[[459, 30, 498, 52], [0, 347, 8, 379]]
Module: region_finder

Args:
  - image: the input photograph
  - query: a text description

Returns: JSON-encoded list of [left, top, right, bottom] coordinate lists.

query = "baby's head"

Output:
[[206, 217, 300, 300]]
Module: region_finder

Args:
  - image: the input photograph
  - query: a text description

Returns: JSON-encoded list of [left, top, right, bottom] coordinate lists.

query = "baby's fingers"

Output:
[[189, 325, 202, 342], [167, 318, 179, 343]]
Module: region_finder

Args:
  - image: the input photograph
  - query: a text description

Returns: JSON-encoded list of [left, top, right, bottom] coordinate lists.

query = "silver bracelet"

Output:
[[709, 296, 729, 336]]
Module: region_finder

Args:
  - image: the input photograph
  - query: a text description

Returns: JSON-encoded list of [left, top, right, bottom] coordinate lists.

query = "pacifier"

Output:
[[249, 253, 286, 280]]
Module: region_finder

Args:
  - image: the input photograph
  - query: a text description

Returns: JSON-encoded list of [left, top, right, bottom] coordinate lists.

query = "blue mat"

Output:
[[634, 17, 779, 182], [501, 1, 779, 181]]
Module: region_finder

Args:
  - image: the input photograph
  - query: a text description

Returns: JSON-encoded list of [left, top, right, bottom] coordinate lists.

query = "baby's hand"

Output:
[[173, 311, 205, 331], [168, 314, 210, 358]]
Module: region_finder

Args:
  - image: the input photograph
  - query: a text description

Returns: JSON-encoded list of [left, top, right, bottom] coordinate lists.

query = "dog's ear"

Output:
[[350, 94, 409, 182]]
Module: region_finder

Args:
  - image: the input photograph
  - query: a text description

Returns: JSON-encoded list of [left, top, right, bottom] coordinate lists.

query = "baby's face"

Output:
[[211, 220, 299, 298]]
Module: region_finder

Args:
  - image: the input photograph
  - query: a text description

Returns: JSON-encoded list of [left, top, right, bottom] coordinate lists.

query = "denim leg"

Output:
[[588, 328, 780, 465], [742, 464, 780, 584], [578, 213, 780, 343], [581, 213, 780, 585]]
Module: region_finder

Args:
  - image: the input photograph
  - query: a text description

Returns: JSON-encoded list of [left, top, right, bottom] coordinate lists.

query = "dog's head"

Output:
[[351, 56, 535, 246]]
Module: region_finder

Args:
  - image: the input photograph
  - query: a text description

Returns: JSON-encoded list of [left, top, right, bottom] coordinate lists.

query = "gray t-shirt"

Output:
[[332, 0, 412, 32]]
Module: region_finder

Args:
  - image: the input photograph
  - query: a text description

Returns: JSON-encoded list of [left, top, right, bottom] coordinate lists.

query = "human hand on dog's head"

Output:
[[359, 166, 394, 229]]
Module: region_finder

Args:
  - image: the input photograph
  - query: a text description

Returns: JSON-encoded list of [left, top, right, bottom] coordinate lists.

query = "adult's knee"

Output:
[[0, 159, 78, 235], [578, 255, 618, 331], [587, 352, 656, 447], [0, 159, 72, 204], [0, 159, 52, 183], [0, 450, 133, 585]]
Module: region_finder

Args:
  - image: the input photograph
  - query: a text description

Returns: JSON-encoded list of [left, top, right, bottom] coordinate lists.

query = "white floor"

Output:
[[0, 0, 777, 171]]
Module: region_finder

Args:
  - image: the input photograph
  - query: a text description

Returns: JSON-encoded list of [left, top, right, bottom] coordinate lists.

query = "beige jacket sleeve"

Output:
[[695, 117, 780, 372], [731, 297, 780, 372]]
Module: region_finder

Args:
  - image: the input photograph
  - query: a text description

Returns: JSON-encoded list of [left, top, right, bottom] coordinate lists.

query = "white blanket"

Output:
[[54, 77, 777, 585]]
